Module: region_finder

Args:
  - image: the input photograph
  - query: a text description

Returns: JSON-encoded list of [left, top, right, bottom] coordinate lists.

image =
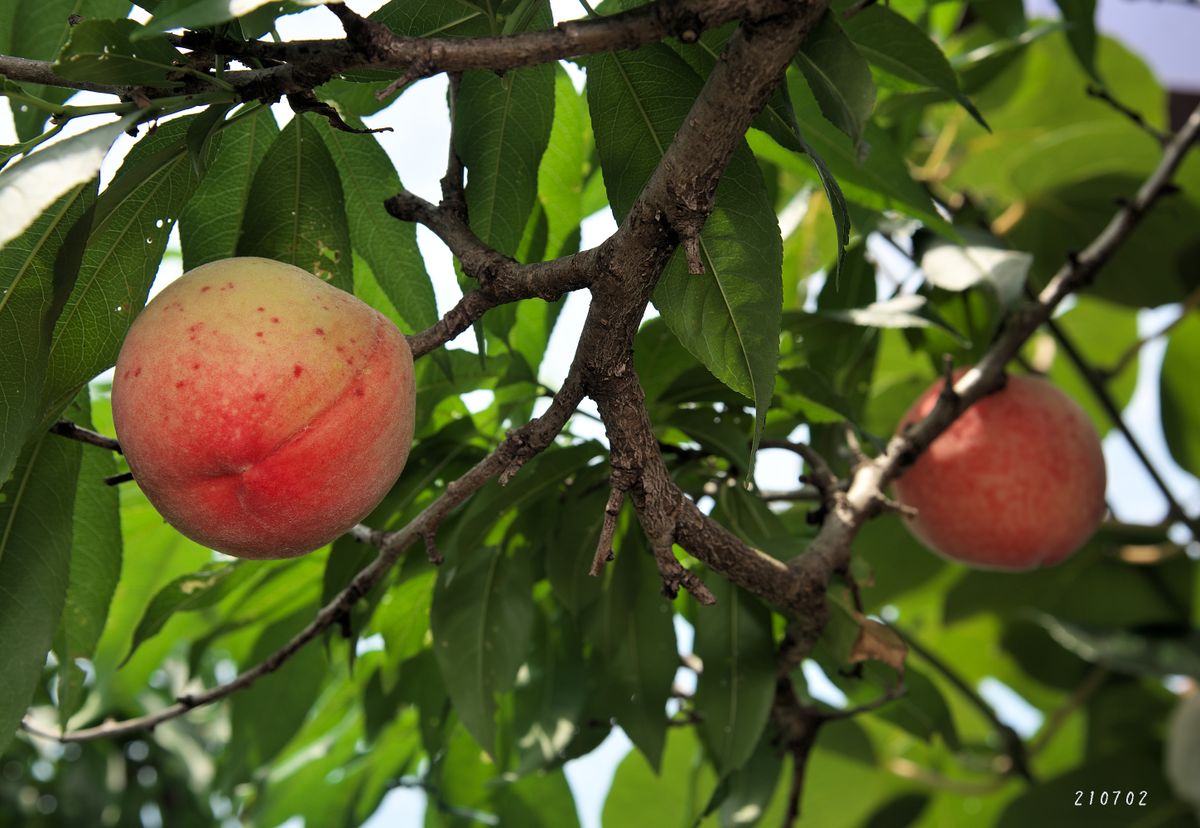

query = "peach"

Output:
[[112, 257, 414, 559], [892, 370, 1106, 570]]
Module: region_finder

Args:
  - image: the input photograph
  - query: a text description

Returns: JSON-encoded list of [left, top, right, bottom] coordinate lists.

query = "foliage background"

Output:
[[1, 0, 1199, 826]]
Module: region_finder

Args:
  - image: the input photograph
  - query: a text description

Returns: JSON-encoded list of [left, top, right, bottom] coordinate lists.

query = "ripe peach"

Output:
[[892, 370, 1106, 570], [112, 257, 415, 559]]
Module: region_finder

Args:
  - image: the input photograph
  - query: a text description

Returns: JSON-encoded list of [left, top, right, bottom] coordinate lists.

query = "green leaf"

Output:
[[226, 609, 328, 778], [1043, 295, 1138, 437], [817, 295, 967, 341], [312, 119, 437, 333], [588, 530, 678, 771], [919, 237, 1030, 307], [454, 3, 555, 257], [5, 0, 130, 140], [602, 726, 715, 827], [372, 567, 435, 666], [184, 101, 233, 177], [538, 65, 590, 259], [0, 115, 129, 248], [751, 70, 947, 231], [692, 577, 776, 776], [1161, 312, 1200, 478], [122, 561, 255, 666], [42, 114, 213, 420], [55, 390, 122, 724], [588, 45, 782, 457], [1037, 614, 1200, 679], [431, 547, 535, 755], [54, 19, 186, 88], [714, 731, 784, 826], [180, 105, 279, 270], [494, 769, 581, 827], [0, 431, 82, 754], [450, 443, 603, 554], [1052, 0, 1098, 79], [138, 0, 323, 38], [544, 471, 609, 615], [0, 182, 95, 487], [865, 664, 960, 749], [665, 407, 752, 470], [513, 610, 587, 774], [237, 114, 353, 290], [794, 11, 876, 151], [842, 5, 987, 128]]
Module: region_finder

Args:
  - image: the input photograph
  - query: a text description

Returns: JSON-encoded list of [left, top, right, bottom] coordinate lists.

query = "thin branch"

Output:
[[21, 377, 585, 742], [1039, 309, 1200, 537], [760, 439, 838, 504], [49, 420, 121, 453], [589, 485, 625, 576], [0, 0, 802, 107], [895, 626, 1034, 782], [1105, 283, 1200, 378], [1086, 84, 1169, 145]]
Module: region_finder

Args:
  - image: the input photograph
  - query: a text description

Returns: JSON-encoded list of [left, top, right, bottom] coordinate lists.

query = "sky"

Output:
[[3, 1, 1199, 826]]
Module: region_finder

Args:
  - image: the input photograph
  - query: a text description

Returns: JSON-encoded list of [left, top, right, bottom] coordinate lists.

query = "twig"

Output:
[[760, 439, 839, 504], [589, 485, 625, 576], [49, 420, 121, 453], [1039, 310, 1200, 537], [895, 626, 1034, 782], [0, 0, 803, 108], [20, 378, 585, 742], [1086, 85, 1169, 145], [1105, 283, 1200, 378]]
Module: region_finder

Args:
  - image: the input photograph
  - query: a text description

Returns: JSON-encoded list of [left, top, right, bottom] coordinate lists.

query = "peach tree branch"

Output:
[[21, 374, 585, 743], [0, 0, 802, 106]]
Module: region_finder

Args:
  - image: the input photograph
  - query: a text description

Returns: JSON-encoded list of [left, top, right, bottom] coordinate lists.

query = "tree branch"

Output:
[[20, 376, 585, 742], [0, 0, 803, 106]]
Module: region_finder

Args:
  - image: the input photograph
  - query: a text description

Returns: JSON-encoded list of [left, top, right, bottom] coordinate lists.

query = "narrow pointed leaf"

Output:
[[237, 114, 353, 291], [0, 431, 82, 753], [180, 106, 279, 270], [842, 5, 988, 129], [455, 41, 555, 255], [0, 116, 129, 248], [312, 119, 436, 333], [0, 183, 95, 487], [55, 391, 122, 724], [41, 114, 213, 420], [54, 19, 186, 88], [794, 11, 876, 151], [431, 547, 535, 755]]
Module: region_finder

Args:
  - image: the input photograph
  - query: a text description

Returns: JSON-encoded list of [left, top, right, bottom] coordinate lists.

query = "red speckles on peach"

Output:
[[349, 338, 357, 344], [256, 331, 264, 337], [134, 367, 142, 377], [253, 392, 267, 402], [201, 286, 211, 293], [175, 380, 186, 389], [191, 363, 200, 371], [271, 317, 280, 324], [293, 364, 304, 378], [314, 328, 325, 336], [257, 307, 265, 312], [220, 282, 235, 291], [335, 345, 345, 353], [353, 386, 365, 398]]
